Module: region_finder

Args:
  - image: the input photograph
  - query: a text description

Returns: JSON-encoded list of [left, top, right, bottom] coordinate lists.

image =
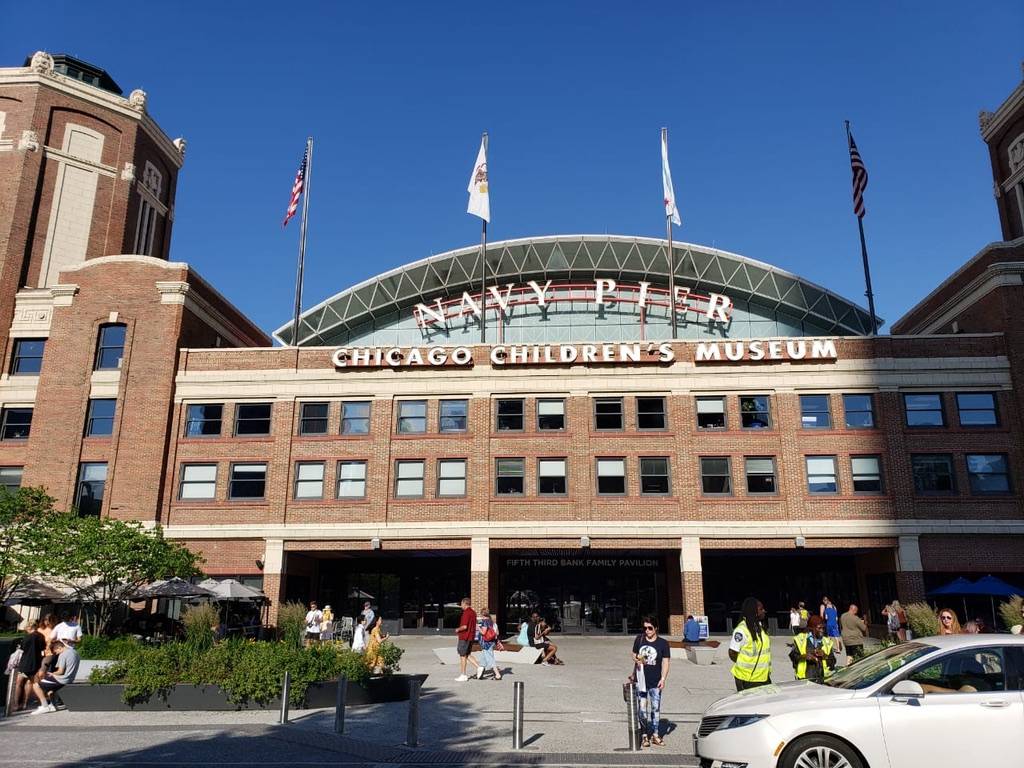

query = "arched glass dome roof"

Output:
[[275, 235, 880, 346]]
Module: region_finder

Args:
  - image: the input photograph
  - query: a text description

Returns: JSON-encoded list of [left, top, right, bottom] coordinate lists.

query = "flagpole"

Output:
[[478, 131, 488, 344], [292, 136, 313, 346], [663, 128, 677, 339], [845, 121, 878, 336]]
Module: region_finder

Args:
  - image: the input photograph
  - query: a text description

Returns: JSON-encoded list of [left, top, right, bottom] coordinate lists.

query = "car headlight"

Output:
[[720, 714, 768, 730]]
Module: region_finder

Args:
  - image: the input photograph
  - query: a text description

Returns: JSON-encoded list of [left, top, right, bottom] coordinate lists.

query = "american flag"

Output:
[[282, 148, 308, 227], [848, 131, 868, 219]]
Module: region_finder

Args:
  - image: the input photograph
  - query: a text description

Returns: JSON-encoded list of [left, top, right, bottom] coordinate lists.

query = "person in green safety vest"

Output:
[[789, 615, 836, 683], [729, 597, 772, 691]]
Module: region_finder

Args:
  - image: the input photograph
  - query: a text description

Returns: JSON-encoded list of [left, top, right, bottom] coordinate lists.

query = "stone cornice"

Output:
[[980, 68, 1024, 142], [902, 260, 1024, 335]]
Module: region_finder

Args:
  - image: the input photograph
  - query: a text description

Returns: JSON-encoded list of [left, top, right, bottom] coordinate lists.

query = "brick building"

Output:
[[1, 52, 1022, 635]]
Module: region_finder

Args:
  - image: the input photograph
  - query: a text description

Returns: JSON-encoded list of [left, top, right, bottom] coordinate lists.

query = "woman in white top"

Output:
[[351, 615, 368, 652]]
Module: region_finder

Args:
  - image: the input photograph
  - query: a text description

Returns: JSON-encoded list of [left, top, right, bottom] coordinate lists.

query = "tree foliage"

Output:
[[0, 487, 61, 605]]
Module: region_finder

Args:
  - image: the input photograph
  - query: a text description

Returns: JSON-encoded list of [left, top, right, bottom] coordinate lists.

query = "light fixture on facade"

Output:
[[371, 537, 381, 550], [795, 535, 806, 549], [580, 535, 591, 549]]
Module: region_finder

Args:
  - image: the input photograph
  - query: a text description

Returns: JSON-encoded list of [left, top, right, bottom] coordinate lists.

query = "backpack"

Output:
[[481, 623, 497, 643]]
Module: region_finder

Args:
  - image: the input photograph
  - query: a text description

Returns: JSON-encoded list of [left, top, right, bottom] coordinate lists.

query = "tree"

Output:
[[0, 487, 60, 605]]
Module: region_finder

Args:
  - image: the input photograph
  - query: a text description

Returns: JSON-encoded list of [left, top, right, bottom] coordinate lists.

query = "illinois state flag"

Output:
[[467, 137, 490, 222], [661, 130, 682, 226]]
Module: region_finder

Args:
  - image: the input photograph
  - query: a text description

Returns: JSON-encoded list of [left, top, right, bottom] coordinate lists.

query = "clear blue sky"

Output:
[[8, 3, 1023, 337]]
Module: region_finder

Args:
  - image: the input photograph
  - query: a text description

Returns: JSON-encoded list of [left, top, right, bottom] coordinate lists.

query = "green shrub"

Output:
[[905, 602, 940, 638], [377, 640, 404, 674], [78, 635, 141, 660], [276, 601, 307, 649], [998, 595, 1023, 632], [182, 602, 219, 652]]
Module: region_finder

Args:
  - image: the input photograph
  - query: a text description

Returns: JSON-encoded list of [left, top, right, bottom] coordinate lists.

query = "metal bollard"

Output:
[[3, 671, 17, 718], [626, 682, 641, 751], [406, 678, 422, 747], [334, 674, 347, 734], [512, 681, 525, 749], [279, 670, 291, 724]]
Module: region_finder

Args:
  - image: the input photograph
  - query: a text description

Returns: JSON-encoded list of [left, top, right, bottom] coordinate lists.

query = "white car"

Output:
[[695, 634, 1024, 768]]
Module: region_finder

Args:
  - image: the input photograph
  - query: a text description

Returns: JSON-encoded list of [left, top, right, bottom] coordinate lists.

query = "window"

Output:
[[397, 401, 427, 433], [640, 457, 670, 495], [228, 463, 267, 499], [594, 398, 624, 430], [10, 339, 45, 375], [800, 395, 832, 429], [537, 399, 565, 431], [337, 461, 367, 498], [852, 456, 883, 493], [496, 399, 524, 431], [439, 400, 468, 432], [0, 467, 23, 492], [696, 397, 726, 430], [135, 199, 158, 256], [911, 454, 956, 495], [179, 464, 217, 500], [394, 460, 424, 497], [957, 393, 998, 427], [596, 458, 626, 495], [0, 408, 32, 440], [75, 462, 107, 517], [85, 399, 116, 437], [299, 403, 329, 435], [740, 395, 771, 429], [185, 404, 222, 437], [843, 394, 875, 428], [966, 454, 1011, 495], [496, 458, 525, 495], [538, 458, 567, 495], [637, 397, 667, 430], [806, 456, 838, 494], [905, 646, 1007, 695], [700, 457, 731, 495], [904, 393, 945, 427], [94, 324, 126, 370], [437, 459, 466, 497], [234, 403, 272, 436], [341, 401, 370, 434], [294, 462, 325, 499], [744, 457, 777, 494]]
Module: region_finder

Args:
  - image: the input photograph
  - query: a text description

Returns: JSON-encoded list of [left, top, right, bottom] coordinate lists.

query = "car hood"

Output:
[[704, 681, 857, 716]]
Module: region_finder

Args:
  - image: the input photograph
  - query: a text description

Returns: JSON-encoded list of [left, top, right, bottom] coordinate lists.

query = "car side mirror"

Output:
[[892, 680, 925, 698]]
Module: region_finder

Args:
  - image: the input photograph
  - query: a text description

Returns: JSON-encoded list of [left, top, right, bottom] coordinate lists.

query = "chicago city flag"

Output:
[[467, 137, 490, 222], [661, 130, 682, 226]]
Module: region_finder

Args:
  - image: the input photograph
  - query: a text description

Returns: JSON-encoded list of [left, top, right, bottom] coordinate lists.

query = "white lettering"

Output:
[[768, 340, 783, 359], [459, 292, 482, 319], [706, 293, 732, 322], [673, 286, 690, 314], [601, 344, 615, 361], [510, 346, 529, 364], [488, 283, 515, 314], [695, 343, 720, 362], [427, 347, 447, 365], [595, 278, 616, 306], [812, 339, 838, 359], [725, 342, 745, 361], [414, 299, 445, 325], [385, 348, 403, 366], [490, 346, 506, 365], [332, 348, 349, 367], [786, 340, 807, 359], [619, 343, 640, 362], [353, 348, 371, 366], [451, 347, 472, 365], [581, 344, 597, 362], [406, 347, 423, 366], [658, 342, 675, 362], [749, 341, 765, 360], [560, 344, 578, 363], [637, 281, 650, 309], [527, 279, 552, 306]]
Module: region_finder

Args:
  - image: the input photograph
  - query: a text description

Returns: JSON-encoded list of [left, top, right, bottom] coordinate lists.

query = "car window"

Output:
[[826, 642, 935, 690], [907, 647, 1006, 694]]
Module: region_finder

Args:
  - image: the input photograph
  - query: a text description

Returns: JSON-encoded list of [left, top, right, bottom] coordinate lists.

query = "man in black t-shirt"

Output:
[[631, 615, 671, 746]]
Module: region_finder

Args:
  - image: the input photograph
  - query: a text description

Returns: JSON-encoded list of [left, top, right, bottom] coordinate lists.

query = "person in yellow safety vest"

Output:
[[729, 597, 772, 691], [789, 615, 837, 683]]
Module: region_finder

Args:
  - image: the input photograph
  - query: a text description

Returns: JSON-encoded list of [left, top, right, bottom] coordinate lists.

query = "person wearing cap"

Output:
[[789, 615, 836, 683]]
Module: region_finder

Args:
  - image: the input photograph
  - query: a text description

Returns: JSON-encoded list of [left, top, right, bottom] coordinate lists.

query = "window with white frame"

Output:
[[394, 460, 424, 497], [179, 464, 217, 500], [337, 461, 367, 498], [537, 399, 565, 430], [437, 459, 467, 496], [538, 458, 567, 495], [294, 462, 325, 499], [806, 456, 838, 494], [596, 458, 626, 495]]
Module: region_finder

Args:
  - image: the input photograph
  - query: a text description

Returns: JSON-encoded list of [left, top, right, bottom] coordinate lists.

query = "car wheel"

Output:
[[779, 735, 865, 768]]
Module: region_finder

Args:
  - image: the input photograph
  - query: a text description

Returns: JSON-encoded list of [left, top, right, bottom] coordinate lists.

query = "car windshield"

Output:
[[824, 642, 936, 690]]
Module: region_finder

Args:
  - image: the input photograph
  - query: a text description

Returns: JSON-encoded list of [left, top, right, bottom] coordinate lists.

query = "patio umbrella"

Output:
[[962, 575, 1024, 598], [347, 588, 375, 600], [198, 578, 266, 601], [926, 577, 974, 596], [135, 577, 216, 599], [4, 578, 64, 605]]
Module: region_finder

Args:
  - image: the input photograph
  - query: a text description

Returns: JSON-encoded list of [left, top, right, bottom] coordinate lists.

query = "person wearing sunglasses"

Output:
[[937, 608, 962, 635], [631, 615, 671, 747]]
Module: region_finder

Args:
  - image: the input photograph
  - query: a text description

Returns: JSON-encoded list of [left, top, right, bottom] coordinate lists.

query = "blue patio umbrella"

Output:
[[961, 575, 1024, 598], [926, 577, 974, 596]]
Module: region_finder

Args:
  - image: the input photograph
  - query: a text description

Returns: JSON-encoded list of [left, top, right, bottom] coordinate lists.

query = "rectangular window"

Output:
[[294, 462, 325, 499], [740, 395, 771, 429], [696, 396, 726, 430], [594, 398, 624, 430], [744, 457, 777, 494], [596, 458, 626, 495], [537, 399, 565, 430], [229, 463, 267, 500], [495, 458, 525, 495], [799, 395, 832, 429], [179, 464, 217, 500], [852, 456, 883, 493], [439, 400, 468, 432], [806, 456, 838, 494], [437, 459, 466, 497], [299, 402, 329, 435], [0, 408, 32, 440], [700, 457, 731, 495], [842, 394, 875, 428], [0, 467, 23, 493], [85, 398, 116, 437], [185, 404, 222, 437], [337, 461, 368, 498], [538, 458, 567, 495], [956, 393, 998, 427], [94, 324, 126, 370], [396, 401, 427, 433], [637, 397, 667, 430], [496, 399, 524, 431], [394, 460, 424, 497], [10, 339, 45, 375], [904, 393, 945, 427], [911, 454, 956, 495], [341, 401, 370, 434], [234, 403, 272, 436], [639, 456, 670, 495], [966, 454, 1011, 495], [75, 462, 107, 517]]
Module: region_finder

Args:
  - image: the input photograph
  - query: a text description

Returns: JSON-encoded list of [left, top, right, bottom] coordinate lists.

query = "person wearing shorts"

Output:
[[454, 597, 481, 681], [30, 641, 79, 715]]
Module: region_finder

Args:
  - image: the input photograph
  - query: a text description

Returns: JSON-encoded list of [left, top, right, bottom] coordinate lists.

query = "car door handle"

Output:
[[980, 700, 1010, 708]]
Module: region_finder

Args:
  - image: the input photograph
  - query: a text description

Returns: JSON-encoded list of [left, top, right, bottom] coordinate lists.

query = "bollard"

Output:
[[626, 682, 641, 751], [279, 670, 291, 724], [3, 671, 17, 718], [406, 678, 422, 747], [512, 680, 525, 749], [334, 674, 347, 735]]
